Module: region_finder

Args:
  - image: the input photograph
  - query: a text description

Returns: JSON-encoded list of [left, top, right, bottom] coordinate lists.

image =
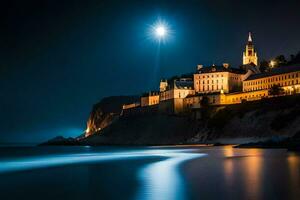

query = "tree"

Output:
[[259, 60, 270, 72], [200, 95, 211, 119], [269, 84, 284, 96], [274, 55, 287, 67], [200, 96, 210, 107], [288, 51, 300, 65]]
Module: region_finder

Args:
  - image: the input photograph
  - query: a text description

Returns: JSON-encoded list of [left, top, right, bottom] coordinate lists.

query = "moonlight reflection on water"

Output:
[[136, 152, 205, 200], [0, 146, 299, 200], [0, 148, 206, 199]]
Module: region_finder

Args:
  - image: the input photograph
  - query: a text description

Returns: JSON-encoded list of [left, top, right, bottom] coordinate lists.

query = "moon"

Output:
[[155, 26, 167, 38]]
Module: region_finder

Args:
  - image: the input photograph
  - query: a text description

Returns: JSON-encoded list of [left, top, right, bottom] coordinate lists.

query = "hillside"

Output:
[[42, 94, 300, 147], [203, 95, 300, 143], [82, 114, 197, 145], [85, 95, 139, 137]]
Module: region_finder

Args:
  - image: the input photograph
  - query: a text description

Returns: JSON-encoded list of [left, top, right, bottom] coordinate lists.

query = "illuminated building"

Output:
[[160, 80, 168, 92], [122, 32, 300, 114], [159, 78, 195, 114], [159, 78, 194, 101], [243, 65, 300, 95], [243, 32, 258, 66], [141, 91, 160, 107], [122, 102, 140, 110], [193, 63, 252, 94]]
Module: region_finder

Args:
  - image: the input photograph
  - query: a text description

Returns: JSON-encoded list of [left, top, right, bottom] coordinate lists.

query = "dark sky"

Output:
[[1, 0, 300, 143]]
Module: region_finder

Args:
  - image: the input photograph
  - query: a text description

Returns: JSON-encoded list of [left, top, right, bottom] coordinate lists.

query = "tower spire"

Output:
[[248, 32, 252, 42], [243, 32, 258, 66]]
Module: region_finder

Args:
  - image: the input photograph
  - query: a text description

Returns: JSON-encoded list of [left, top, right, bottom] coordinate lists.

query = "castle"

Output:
[[122, 32, 300, 115]]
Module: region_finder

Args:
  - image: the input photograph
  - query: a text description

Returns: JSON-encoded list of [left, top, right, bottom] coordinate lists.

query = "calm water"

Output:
[[0, 145, 299, 200]]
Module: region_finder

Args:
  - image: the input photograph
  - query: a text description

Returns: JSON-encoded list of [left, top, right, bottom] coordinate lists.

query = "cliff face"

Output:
[[83, 95, 300, 145], [82, 114, 197, 145], [196, 95, 300, 143], [85, 96, 139, 137]]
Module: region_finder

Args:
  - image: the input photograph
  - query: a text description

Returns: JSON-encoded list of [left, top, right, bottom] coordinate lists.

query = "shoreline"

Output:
[[39, 139, 300, 152]]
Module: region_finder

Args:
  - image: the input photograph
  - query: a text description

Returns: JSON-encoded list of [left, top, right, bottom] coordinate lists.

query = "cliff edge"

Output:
[[85, 95, 139, 137], [42, 95, 300, 147], [82, 95, 300, 145]]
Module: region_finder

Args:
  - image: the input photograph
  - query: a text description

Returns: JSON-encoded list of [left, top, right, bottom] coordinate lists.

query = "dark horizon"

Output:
[[1, 0, 300, 143]]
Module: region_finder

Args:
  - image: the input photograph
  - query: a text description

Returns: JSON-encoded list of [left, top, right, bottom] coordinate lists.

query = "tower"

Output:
[[159, 80, 168, 92], [243, 32, 258, 66]]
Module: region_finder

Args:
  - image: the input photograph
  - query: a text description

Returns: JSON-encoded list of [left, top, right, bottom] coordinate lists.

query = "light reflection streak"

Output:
[[0, 149, 204, 175], [0, 149, 206, 199], [287, 153, 300, 197], [242, 149, 262, 199], [223, 146, 235, 186], [136, 152, 206, 200]]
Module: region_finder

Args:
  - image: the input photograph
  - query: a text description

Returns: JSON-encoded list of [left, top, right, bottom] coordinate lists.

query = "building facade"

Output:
[[160, 78, 195, 101], [243, 65, 300, 94], [220, 90, 269, 105], [194, 64, 247, 94], [159, 80, 168, 92], [159, 78, 195, 114], [141, 91, 160, 107], [122, 102, 140, 110]]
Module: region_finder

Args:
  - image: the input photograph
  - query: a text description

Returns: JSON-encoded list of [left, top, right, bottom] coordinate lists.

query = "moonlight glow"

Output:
[[155, 26, 167, 38], [148, 19, 172, 43]]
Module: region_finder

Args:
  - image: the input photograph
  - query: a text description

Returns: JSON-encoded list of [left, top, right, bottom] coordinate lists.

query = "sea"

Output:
[[0, 145, 299, 200]]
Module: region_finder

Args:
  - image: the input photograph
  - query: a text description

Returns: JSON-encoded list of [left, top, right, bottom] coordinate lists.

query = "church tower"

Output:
[[243, 32, 258, 66]]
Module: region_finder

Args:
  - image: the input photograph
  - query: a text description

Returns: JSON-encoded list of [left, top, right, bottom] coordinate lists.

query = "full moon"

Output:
[[155, 26, 166, 38]]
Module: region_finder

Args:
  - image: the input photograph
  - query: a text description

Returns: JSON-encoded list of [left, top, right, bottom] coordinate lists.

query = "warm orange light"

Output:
[[270, 60, 276, 68]]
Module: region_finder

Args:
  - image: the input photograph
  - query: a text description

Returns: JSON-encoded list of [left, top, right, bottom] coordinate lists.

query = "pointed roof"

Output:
[[248, 32, 252, 42]]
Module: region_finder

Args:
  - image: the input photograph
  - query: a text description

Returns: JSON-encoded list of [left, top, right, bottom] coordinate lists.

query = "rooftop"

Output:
[[185, 92, 221, 98], [245, 65, 300, 81], [197, 65, 246, 74], [141, 91, 160, 97], [174, 79, 194, 89]]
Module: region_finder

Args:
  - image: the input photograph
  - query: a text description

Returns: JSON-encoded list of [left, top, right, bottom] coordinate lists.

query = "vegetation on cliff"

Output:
[[205, 94, 300, 140]]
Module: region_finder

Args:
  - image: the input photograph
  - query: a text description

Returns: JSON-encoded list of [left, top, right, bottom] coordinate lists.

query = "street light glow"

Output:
[[270, 60, 276, 68]]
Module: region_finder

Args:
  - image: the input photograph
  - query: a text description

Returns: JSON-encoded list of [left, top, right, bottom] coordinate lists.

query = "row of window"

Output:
[[245, 80, 299, 91], [196, 74, 224, 79], [229, 93, 266, 102], [196, 79, 225, 85], [201, 85, 224, 91], [244, 73, 300, 86], [195, 76, 240, 86], [229, 76, 241, 81], [150, 100, 159, 104], [160, 90, 193, 100]]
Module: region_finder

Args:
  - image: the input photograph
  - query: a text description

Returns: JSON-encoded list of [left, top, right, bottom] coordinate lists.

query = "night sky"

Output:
[[1, 0, 300, 143]]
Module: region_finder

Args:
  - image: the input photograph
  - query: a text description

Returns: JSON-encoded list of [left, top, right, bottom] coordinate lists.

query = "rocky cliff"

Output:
[[84, 95, 139, 137], [82, 94, 300, 145], [197, 95, 300, 143], [42, 94, 300, 146]]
